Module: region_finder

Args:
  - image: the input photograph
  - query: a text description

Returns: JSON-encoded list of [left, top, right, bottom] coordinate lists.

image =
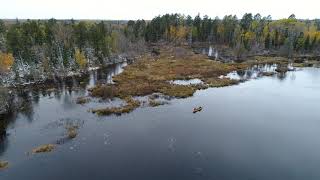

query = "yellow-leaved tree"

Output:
[[176, 26, 187, 43], [0, 52, 14, 72], [169, 25, 187, 44], [75, 49, 87, 70], [169, 26, 177, 41]]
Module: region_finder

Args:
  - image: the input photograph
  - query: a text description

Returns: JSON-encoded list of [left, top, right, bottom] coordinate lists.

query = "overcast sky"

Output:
[[1, 0, 319, 20]]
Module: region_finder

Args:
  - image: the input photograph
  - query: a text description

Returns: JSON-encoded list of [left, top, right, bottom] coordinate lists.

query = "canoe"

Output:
[[193, 107, 203, 113]]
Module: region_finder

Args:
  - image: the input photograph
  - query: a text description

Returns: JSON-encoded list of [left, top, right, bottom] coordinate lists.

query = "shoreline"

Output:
[[3, 59, 130, 90]]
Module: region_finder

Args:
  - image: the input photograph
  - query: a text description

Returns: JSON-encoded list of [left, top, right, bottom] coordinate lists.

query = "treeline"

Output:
[[0, 19, 143, 80], [143, 13, 320, 57]]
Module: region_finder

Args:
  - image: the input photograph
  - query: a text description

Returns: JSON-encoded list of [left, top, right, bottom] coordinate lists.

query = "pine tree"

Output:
[[304, 35, 310, 52], [265, 33, 271, 49]]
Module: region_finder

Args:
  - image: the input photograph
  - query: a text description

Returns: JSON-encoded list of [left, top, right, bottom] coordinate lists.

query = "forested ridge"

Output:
[[0, 13, 320, 84]]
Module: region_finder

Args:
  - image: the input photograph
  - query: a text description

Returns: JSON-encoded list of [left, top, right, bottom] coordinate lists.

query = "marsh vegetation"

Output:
[[88, 45, 299, 115], [0, 161, 8, 169], [32, 144, 55, 153]]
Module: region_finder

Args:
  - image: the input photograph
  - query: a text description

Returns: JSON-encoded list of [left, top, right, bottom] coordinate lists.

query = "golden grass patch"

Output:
[[32, 144, 55, 153]]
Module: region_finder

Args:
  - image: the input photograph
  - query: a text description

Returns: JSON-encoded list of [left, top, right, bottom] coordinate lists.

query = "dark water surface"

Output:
[[1, 65, 320, 180]]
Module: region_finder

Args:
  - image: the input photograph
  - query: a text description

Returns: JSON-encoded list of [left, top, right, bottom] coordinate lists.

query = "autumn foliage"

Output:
[[0, 52, 14, 73], [75, 49, 87, 70]]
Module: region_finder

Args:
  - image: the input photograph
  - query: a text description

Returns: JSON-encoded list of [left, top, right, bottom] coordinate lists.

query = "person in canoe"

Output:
[[193, 107, 203, 113]]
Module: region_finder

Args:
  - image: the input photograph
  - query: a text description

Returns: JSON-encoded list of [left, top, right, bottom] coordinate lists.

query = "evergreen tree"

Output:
[[304, 35, 310, 51], [265, 33, 271, 49]]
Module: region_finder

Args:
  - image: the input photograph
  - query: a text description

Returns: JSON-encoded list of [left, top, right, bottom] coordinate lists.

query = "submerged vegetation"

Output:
[[32, 144, 55, 153], [66, 127, 78, 139], [76, 96, 90, 104], [65, 123, 80, 139], [0, 161, 8, 169], [149, 99, 169, 107], [92, 97, 140, 116]]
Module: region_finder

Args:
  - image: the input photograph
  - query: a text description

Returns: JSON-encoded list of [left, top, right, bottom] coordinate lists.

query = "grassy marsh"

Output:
[[89, 46, 293, 115], [91, 46, 246, 98]]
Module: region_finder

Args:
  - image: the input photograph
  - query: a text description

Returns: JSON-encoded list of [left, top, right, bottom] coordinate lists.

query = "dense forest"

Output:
[[144, 14, 320, 57], [0, 19, 145, 82], [0, 13, 320, 84]]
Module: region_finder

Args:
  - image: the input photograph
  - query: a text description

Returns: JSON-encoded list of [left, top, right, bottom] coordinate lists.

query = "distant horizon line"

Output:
[[0, 14, 319, 21], [1, 18, 319, 21]]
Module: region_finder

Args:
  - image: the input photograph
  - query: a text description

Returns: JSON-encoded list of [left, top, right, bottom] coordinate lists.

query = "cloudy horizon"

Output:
[[1, 0, 319, 20]]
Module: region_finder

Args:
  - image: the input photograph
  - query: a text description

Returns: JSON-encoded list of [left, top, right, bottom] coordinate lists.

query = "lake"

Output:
[[1, 65, 320, 180]]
